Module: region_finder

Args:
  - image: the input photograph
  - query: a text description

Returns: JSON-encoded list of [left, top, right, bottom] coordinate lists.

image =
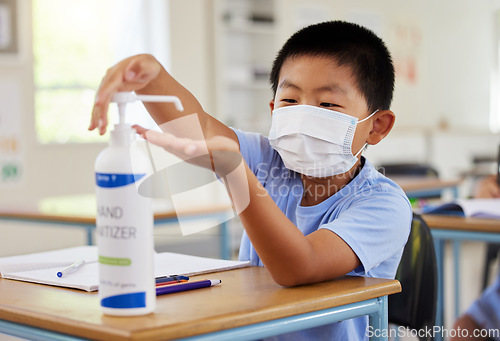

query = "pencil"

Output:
[[156, 279, 221, 296]]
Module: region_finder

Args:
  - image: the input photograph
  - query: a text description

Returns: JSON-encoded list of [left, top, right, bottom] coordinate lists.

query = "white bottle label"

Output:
[[96, 172, 154, 310]]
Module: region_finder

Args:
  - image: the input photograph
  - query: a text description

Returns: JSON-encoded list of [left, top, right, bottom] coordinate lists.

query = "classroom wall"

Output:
[[274, 0, 500, 180], [275, 0, 495, 131]]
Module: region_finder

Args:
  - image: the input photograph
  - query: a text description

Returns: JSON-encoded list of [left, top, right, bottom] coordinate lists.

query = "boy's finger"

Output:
[[88, 106, 99, 131], [133, 125, 149, 139], [145, 130, 175, 147], [141, 129, 200, 157], [135, 126, 170, 146], [90, 72, 128, 134], [89, 101, 108, 133], [90, 99, 110, 135]]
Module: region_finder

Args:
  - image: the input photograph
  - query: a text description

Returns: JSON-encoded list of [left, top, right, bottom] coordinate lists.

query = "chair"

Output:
[[378, 163, 439, 178], [471, 154, 500, 290], [378, 162, 441, 200], [482, 243, 500, 290], [389, 214, 438, 341]]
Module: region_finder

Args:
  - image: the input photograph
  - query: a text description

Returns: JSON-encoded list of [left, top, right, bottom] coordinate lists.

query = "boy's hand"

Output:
[[135, 124, 250, 214], [89, 54, 162, 135], [134, 125, 243, 177]]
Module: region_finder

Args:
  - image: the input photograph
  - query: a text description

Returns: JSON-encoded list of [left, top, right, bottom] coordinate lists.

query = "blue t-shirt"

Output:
[[466, 270, 500, 341], [234, 129, 412, 341]]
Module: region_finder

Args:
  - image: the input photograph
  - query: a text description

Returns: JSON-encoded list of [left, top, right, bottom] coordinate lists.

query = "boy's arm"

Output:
[[89, 54, 236, 143], [238, 163, 362, 286], [91, 54, 361, 287], [136, 128, 362, 287]]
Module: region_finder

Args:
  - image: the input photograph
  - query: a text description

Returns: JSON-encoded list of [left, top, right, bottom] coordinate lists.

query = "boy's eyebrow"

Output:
[[315, 84, 350, 96], [278, 80, 349, 95], [278, 80, 301, 90]]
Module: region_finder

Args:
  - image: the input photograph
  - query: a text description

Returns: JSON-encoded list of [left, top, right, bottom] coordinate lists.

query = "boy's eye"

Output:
[[283, 99, 298, 104], [320, 102, 339, 108]]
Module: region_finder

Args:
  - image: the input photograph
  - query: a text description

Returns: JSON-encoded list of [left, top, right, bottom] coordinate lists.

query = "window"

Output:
[[492, 7, 500, 133], [33, 0, 170, 143]]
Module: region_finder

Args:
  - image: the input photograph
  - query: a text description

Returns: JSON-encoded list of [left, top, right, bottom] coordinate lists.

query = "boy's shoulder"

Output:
[[232, 129, 284, 174], [352, 158, 410, 200]]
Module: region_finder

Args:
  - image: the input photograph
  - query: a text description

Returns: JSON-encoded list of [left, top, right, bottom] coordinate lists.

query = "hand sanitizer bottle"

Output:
[[95, 92, 183, 316]]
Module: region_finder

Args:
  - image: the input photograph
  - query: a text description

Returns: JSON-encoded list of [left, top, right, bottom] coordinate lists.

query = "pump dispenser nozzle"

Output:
[[109, 92, 184, 147], [111, 92, 184, 112]]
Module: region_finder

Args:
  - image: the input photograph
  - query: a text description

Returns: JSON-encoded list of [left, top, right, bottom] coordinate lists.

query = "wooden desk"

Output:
[[0, 195, 233, 259], [422, 214, 500, 341], [0, 267, 401, 341], [393, 177, 461, 198], [422, 214, 500, 233]]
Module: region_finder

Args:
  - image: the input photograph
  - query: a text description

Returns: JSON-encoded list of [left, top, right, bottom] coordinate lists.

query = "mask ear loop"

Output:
[[352, 109, 379, 157], [358, 109, 379, 124], [354, 143, 367, 158]]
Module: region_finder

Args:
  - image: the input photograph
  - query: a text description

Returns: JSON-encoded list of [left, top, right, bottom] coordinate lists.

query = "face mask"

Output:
[[268, 104, 377, 177]]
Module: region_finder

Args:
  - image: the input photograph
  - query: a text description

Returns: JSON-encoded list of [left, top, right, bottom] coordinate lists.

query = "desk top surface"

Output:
[[0, 267, 401, 340], [422, 214, 500, 233], [0, 194, 231, 224], [392, 176, 462, 193]]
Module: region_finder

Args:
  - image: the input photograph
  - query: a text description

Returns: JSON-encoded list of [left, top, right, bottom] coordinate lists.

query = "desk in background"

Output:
[[0, 267, 401, 341], [393, 176, 461, 199], [0, 195, 233, 260], [422, 214, 500, 341]]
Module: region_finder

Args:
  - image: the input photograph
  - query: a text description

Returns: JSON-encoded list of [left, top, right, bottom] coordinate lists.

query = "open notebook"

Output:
[[422, 198, 500, 219], [0, 246, 250, 292]]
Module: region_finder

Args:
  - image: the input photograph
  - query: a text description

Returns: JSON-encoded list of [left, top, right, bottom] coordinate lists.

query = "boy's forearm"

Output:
[[135, 127, 359, 286], [231, 164, 327, 286], [226, 161, 360, 286]]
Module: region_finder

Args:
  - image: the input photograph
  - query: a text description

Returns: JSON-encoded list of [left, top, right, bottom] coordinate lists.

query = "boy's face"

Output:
[[270, 55, 373, 159]]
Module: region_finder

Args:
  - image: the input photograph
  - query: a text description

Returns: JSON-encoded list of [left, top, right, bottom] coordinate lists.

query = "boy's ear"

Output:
[[367, 110, 395, 145], [269, 100, 275, 113]]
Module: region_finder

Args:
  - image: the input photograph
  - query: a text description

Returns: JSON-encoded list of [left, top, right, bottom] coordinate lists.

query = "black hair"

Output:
[[270, 21, 395, 112]]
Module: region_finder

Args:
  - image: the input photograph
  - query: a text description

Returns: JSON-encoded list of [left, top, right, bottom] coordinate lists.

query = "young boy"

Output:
[[90, 21, 411, 340]]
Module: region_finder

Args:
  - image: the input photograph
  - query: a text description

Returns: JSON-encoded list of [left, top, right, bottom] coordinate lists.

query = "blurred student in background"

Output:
[[450, 175, 500, 341], [474, 175, 500, 199]]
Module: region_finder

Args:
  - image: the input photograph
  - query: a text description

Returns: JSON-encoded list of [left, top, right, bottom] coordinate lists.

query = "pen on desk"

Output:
[[57, 260, 85, 278], [156, 279, 221, 296], [156, 279, 188, 287], [156, 275, 189, 285]]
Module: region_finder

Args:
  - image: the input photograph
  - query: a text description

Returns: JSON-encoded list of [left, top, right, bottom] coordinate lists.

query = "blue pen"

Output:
[[156, 279, 221, 296], [156, 275, 190, 284], [57, 260, 85, 278]]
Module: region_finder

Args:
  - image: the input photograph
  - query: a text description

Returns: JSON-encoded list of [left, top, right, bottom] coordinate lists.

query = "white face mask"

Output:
[[268, 105, 377, 177]]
